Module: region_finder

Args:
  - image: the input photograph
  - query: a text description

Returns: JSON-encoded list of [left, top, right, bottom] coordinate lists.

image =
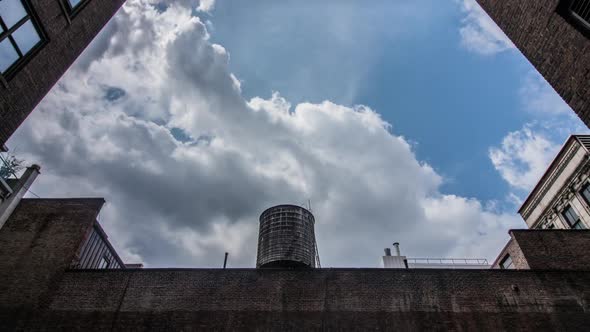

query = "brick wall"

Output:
[[492, 238, 531, 269], [0, 0, 126, 147], [1, 268, 589, 330], [512, 230, 590, 270], [0, 198, 103, 309], [3, 200, 590, 330], [476, 0, 590, 127]]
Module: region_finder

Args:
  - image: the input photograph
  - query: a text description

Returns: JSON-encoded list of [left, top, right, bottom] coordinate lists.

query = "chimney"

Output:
[[384, 248, 391, 256], [393, 242, 401, 256], [0, 164, 41, 229]]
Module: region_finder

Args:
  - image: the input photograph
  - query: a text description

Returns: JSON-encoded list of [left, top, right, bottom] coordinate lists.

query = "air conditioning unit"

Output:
[[0, 177, 13, 201]]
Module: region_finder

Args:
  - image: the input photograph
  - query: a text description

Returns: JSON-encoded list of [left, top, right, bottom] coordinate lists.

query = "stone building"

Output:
[[476, 0, 590, 126], [519, 135, 590, 230], [2, 197, 590, 330], [0, 0, 126, 150]]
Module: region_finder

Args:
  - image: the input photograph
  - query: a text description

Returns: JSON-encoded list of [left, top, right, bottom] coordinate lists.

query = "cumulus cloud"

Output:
[[489, 69, 588, 201], [489, 127, 560, 191], [457, 0, 514, 55], [10, 0, 521, 267]]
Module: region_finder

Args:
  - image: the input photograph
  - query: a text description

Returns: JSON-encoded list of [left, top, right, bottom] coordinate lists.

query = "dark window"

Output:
[[580, 183, 590, 205], [62, 0, 91, 16], [500, 255, 514, 270], [0, 0, 45, 78], [558, 0, 590, 36], [562, 205, 585, 229]]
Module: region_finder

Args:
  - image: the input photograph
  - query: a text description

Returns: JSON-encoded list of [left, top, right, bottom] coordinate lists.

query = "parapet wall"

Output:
[[2, 268, 590, 330], [0, 198, 103, 308], [512, 230, 590, 270]]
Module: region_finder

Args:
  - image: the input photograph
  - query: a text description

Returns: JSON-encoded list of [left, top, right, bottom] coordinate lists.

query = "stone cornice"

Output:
[[532, 155, 590, 229], [521, 141, 580, 220]]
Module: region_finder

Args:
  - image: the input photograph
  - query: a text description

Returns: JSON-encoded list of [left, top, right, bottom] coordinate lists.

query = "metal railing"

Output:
[[407, 258, 489, 265], [571, 0, 590, 25]]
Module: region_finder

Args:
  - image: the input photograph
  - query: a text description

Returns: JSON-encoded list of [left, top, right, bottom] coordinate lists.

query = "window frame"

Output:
[[562, 204, 585, 229], [0, 0, 47, 82], [557, 0, 590, 38], [500, 255, 514, 270], [61, 0, 92, 18], [580, 182, 590, 206]]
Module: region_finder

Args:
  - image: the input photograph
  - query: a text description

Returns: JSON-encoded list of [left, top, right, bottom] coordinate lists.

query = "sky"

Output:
[[6, 0, 589, 268]]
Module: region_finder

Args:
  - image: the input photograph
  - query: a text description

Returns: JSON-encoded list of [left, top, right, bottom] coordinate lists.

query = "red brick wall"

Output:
[[0, 0, 126, 146], [476, 0, 590, 127]]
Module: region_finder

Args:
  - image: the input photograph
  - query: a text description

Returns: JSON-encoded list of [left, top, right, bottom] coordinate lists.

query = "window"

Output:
[[558, 0, 590, 36], [500, 255, 514, 270], [0, 0, 44, 78], [562, 205, 585, 229], [580, 183, 590, 206], [62, 0, 91, 16]]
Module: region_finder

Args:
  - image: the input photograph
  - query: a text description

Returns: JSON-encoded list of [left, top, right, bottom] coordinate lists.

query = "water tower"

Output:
[[256, 204, 318, 268]]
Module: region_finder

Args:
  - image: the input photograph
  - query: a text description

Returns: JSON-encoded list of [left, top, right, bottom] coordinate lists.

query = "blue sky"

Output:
[[202, 0, 583, 204], [7, 0, 587, 267]]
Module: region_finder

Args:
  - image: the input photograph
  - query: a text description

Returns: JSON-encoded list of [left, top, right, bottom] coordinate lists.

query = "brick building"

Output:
[[2, 198, 590, 330], [476, 0, 590, 126], [0, 0, 126, 150]]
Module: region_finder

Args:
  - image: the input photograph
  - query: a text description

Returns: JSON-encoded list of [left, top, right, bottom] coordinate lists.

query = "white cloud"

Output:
[[10, 0, 522, 268], [489, 69, 588, 200], [489, 126, 560, 191], [457, 0, 514, 55], [197, 0, 215, 12]]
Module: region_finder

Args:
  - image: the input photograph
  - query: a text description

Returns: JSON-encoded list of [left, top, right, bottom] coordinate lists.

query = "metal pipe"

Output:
[[223, 252, 228, 269], [393, 242, 401, 256], [384, 248, 391, 256]]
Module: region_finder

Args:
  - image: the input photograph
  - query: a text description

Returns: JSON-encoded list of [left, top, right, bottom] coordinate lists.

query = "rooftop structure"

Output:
[[0, 163, 40, 229], [256, 204, 318, 268], [1, 197, 590, 329], [382, 242, 491, 269]]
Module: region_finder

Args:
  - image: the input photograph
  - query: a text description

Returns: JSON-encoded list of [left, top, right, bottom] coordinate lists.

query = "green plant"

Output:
[[0, 154, 25, 180]]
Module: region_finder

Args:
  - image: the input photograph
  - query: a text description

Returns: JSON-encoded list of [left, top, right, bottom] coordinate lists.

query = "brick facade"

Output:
[[493, 230, 590, 271], [1, 269, 590, 330], [0, 0, 126, 147], [513, 230, 590, 270], [0, 198, 103, 308], [3, 200, 590, 330], [476, 0, 590, 127]]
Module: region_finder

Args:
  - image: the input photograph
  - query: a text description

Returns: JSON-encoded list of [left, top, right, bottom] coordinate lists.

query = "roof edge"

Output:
[[517, 135, 578, 214]]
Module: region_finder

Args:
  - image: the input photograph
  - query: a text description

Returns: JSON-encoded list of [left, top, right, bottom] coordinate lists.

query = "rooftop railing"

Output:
[[407, 258, 489, 265]]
